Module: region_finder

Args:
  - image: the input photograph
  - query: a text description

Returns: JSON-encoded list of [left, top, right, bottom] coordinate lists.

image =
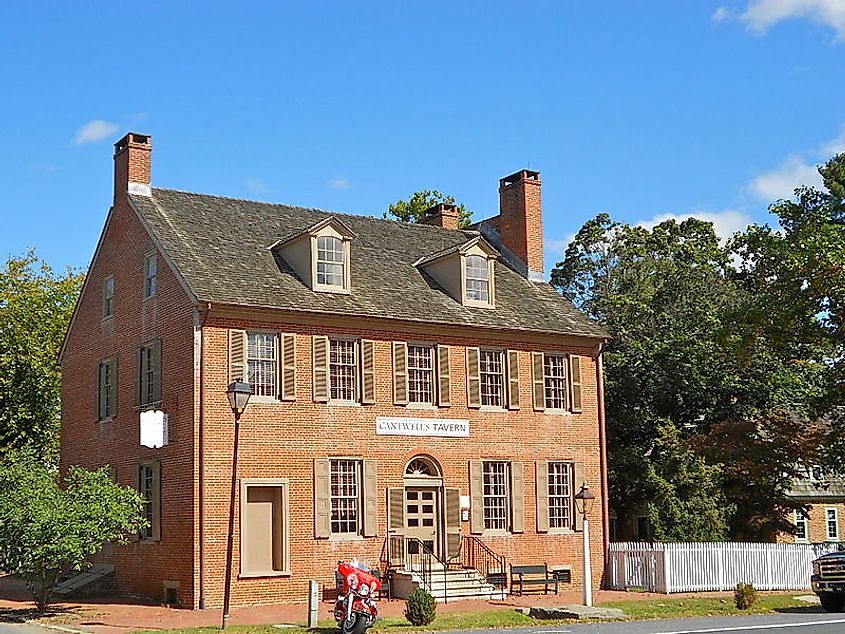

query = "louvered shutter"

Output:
[[314, 458, 330, 538], [437, 345, 451, 406], [151, 339, 162, 404], [111, 358, 118, 417], [536, 461, 549, 533], [96, 363, 104, 420], [570, 355, 583, 413], [361, 340, 375, 404], [532, 352, 546, 411], [445, 488, 462, 560], [392, 342, 408, 405], [387, 488, 405, 566], [466, 348, 481, 409], [151, 460, 162, 541], [574, 462, 585, 532], [229, 329, 247, 384], [469, 460, 483, 534], [363, 459, 378, 537], [507, 349, 520, 410], [135, 347, 143, 407], [279, 333, 296, 401], [312, 336, 329, 403], [511, 462, 524, 533]]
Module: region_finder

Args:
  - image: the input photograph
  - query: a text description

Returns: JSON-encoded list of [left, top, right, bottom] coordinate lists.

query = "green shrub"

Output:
[[734, 582, 757, 610], [404, 587, 437, 626]]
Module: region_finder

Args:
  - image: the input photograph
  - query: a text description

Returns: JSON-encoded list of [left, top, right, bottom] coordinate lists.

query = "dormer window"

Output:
[[316, 236, 345, 288], [465, 255, 489, 303]]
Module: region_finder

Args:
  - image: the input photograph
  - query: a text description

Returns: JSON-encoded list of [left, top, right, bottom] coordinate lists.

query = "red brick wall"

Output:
[[498, 171, 543, 275], [779, 503, 845, 544], [198, 315, 606, 608], [60, 193, 197, 606]]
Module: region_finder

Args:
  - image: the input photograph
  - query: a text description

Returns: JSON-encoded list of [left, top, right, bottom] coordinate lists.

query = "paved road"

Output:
[[449, 611, 845, 634], [0, 624, 48, 634]]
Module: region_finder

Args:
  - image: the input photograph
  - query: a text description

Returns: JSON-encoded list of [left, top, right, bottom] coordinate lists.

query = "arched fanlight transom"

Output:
[[405, 456, 441, 477]]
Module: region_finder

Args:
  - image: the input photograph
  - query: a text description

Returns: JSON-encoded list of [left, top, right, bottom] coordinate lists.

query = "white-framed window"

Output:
[[479, 349, 504, 407], [97, 358, 116, 421], [548, 461, 572, 529], [407, 344, 434, 404], [330, 459, 360, 535], [482, 461, 509, 531], [139, 464, 155, 539], [144, 253, 157, 299], [102, 276, 114, 319], [247, 332, 276, 397], [330, 339, 357, 402], [826, 507, 839, 541], [794, 509, 809, 542], [543, 354, 568, 410], [316, 236, 344, 288], [809, 465, 824, 481], [138, 341, 160, 407], [465, 255, 489, 303]]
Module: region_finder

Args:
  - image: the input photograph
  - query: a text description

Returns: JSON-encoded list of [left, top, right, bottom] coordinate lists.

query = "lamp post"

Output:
[[574, 483, 596, 607], [221, 380, 252, 629]]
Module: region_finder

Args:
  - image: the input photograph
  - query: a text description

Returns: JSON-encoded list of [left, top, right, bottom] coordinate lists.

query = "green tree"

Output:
[[385, 190, 473, 228], [0, 451, 146, 612], [0, 251, 83, 464]]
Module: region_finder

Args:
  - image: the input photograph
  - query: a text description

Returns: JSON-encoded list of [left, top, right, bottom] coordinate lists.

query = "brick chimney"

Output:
[[420, 202, 461, 230], [114, 132, 152, 200], [498, 169, 543, 281]]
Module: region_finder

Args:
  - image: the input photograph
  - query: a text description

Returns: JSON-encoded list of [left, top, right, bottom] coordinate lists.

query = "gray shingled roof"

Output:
[[128, 188, 606, 338]]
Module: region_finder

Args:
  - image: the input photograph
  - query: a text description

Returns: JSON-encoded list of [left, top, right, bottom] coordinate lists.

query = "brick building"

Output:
[[779, 467, 845, 545], [60, 132, 610, 608]]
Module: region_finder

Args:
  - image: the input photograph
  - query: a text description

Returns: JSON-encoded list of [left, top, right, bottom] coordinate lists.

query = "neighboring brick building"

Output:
[[780, 468, 845, 545], [60, 132, 610, 609]]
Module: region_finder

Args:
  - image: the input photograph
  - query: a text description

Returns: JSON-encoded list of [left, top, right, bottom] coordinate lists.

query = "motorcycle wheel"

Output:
[[340, 614, 368, 634]]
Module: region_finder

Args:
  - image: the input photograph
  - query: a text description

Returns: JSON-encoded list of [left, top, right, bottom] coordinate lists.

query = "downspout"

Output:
[[596, 342, 610, 576], [198, 303, 211, 609]]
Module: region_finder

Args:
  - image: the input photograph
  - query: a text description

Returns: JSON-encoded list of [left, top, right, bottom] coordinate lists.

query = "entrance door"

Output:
[[404, 487, 439, 559]]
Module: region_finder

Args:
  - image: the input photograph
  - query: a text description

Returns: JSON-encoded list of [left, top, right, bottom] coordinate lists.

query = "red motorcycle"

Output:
[[334, 560, 381, 634]]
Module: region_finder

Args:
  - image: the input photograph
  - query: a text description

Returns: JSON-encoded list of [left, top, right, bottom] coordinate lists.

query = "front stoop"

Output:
[[391, 568, 507, 602], [519, 605, 626, 620]]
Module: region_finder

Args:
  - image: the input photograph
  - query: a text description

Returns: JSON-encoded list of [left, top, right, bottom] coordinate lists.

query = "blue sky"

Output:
[[2, 1, 844, 277]]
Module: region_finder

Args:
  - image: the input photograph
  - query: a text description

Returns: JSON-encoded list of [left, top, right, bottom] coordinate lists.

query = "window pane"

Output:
[[544, 354, 568, 409], [465, 256, 489, 302], [330, 459, 359, 534], [139, 465, 154, 539], [480, 350, 503, 407], [317, 236, 344, 287], [483, 461, 508, 530], [407, 345, 434, 404], [330, 339, 357, 401], [548, 462, 572, 529], [247, 332, 276, 397]]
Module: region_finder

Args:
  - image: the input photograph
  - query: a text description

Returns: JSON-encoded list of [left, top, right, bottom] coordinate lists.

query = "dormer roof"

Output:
[[414, 236, 498, 268]]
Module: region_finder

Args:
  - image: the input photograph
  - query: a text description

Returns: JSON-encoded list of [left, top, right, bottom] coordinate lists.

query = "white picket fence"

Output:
[[606, 541, 842, 593]]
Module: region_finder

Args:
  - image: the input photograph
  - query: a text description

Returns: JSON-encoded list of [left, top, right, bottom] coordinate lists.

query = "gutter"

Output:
[[198, 302, 211, 608]]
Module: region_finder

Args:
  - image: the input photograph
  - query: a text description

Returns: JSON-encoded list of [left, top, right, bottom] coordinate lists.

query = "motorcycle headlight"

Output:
[[347, 573, 359, 589], [359, 583, 370, 596]]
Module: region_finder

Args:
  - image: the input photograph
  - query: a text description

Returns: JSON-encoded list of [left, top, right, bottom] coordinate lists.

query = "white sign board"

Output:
[[140, 410, 169, 448], [375, 416, 469, 438]]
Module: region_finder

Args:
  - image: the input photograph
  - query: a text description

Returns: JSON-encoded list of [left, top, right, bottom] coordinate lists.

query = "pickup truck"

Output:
[[812, 550, 845, 612]]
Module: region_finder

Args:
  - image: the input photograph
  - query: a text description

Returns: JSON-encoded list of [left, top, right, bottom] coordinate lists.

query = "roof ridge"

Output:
[[151, 187, 480, 236]]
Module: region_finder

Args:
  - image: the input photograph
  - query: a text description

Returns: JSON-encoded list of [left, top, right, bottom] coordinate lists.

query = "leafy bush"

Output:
[[404, 586, 437, 625], [734, 582, 757, 610]]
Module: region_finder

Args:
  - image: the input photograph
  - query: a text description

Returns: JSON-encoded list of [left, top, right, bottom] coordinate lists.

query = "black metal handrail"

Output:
[[462, 535, 507, 591], [384, 535, 451, 603]]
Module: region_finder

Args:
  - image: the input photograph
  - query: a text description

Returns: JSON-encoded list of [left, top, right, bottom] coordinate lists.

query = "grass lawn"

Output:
[[132, 593, 817, 634]]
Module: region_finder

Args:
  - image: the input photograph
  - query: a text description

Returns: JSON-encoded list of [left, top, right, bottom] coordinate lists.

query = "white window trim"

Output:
[[407, 343, 436, 406], [481, 460, 511, 533], [460, 253, 495, 308], [246, 330, 278, 402], [479, 348, 506, 410], [329, 457, 363, 538], [311, 232, 351, 294], [328, 337, 361, 405], [547, 461, 574, 532], [239, 478, 291, 577], [826, 507, 840, 541]]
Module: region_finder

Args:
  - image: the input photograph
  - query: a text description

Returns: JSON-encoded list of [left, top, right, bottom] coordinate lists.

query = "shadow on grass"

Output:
[[773, 605, 827, 614], [0, 605, 82, 623]]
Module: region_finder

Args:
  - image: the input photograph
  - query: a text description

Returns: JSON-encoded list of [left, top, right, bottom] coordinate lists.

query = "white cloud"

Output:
[[73, 120, 119, 145], [712, 6, 734, 22], [329, 177, 350, 190], [748, 155, 824, 200], [246, 178, 271, 194], [821, 126, 845, 155], [738, 0, 845, 40], [637, 209, 753, 242]]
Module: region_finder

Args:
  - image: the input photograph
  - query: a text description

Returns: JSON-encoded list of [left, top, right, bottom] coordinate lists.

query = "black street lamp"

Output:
[[574, 483, 596, 607], [221, 380, 252, 629]]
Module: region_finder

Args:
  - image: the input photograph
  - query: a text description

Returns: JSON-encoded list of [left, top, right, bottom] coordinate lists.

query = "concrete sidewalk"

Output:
[[0, 575, 728, 634]]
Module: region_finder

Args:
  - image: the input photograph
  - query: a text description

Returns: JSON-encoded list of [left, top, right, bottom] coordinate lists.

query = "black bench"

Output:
[[509, 563, 558, 596]]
